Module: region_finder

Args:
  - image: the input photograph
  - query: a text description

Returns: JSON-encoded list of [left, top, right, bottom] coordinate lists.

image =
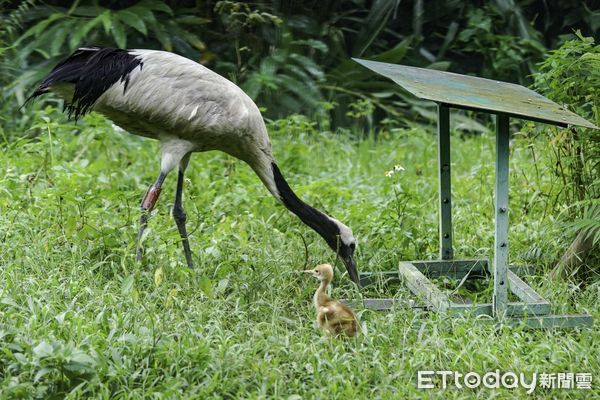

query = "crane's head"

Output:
[[305, 263, 334, 283], [327, 218, 359, 285]]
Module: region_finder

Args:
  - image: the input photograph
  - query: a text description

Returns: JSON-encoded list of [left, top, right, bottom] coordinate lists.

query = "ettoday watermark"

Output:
[[417, 370, 592, 393]]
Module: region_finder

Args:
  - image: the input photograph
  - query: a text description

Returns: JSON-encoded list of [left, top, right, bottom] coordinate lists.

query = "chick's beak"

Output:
[[342, 254, 360, 286], [303, 270, 317, 278]]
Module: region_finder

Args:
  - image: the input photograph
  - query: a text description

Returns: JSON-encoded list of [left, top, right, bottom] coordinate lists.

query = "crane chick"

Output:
[[305, 263, 360, 337]]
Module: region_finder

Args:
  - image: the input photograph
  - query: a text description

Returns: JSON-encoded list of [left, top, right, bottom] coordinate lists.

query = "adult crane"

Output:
[[27, 47, 359, 284]]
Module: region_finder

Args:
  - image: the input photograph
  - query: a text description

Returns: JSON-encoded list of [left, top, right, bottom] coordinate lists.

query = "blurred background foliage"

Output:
[[0, 0, 598, 279], [0, 0, 598, 129], [530, 32, 600, 280]]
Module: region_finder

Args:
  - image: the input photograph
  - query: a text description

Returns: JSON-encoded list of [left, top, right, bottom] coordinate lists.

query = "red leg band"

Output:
[[141, 185, 162, 211]]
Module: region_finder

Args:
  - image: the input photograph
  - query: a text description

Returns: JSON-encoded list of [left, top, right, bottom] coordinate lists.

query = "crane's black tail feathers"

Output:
[[24, 46, 143, 119]]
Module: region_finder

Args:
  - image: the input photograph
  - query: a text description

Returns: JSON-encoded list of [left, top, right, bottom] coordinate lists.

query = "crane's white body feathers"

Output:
[[93, 50, 276, 193], [29, 47, 359, 282]]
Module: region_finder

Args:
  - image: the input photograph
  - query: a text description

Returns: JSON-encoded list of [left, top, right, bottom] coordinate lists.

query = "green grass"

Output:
[[0, 108, 598, 399]]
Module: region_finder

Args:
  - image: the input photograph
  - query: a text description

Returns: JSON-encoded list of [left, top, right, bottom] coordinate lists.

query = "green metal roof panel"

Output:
[[354, 58, 598, 130]]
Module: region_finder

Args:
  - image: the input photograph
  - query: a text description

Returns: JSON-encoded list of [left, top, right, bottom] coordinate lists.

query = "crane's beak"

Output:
[[342, 255, 360, 286], [303, 269, 318, 278]]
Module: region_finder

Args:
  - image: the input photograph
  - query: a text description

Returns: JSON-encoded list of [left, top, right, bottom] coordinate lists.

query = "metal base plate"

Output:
[[354, 259, 592, 329]]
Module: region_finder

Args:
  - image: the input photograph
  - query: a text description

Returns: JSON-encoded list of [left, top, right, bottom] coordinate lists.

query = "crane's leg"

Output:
[[172, 154, 193, 268], [136, 172, 167, 262]]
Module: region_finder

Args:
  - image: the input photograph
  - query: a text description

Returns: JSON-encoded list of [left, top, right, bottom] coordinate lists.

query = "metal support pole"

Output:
[[438, 104, 453, 260], [493, 113, 510, 318]]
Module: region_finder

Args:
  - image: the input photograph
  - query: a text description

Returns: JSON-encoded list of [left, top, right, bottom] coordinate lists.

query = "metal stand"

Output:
[[358, 105, 592, 329]]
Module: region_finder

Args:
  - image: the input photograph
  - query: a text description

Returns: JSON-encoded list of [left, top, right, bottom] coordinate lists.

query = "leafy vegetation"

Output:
[[1, 0, 598, 125], [529, 33, 600, 280], [0, 108, 598, 398], [0, 1, 598, 398]]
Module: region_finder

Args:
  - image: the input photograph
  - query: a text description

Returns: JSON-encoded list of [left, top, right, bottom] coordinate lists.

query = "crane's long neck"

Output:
[[242, 140, 346, 253], [265, 162, 340, 249], [314, 279, 331, 309]]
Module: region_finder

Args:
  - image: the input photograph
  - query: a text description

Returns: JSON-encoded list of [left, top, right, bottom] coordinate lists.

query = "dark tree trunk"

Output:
[[549, 228, 596, 281]]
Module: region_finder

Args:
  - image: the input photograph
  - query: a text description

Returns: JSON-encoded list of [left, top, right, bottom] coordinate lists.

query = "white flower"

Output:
[[394, 165, 405, 172], [385, 170, 394, 178]]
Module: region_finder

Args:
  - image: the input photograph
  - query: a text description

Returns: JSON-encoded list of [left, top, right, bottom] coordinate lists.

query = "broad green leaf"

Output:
[[68, 350, 96, 367], [352, 0, 401, 57], [117, 10, 148, 35], [16, 13, 63, 44], [129, 5, 157, 24], [289, 54, 325, 80], [151, 26, 172, 51], [329, 37, 412, 84], [278, 74, 322, 106], [438, 21, 459, 59], [33, 341, 53, 358], [69, 14, 104, 50], [139, 0, 173, 15], [34, 367, 53, 383], [291, 39, 328, 53], [172, 27, 205, 50], [71, 6, 104, 17], [100, 10, 112, 34], [50, 20, 73, 55], [111, 19, 127, 49]]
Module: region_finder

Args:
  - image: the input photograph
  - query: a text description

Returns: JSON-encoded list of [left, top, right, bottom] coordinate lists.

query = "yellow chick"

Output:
[[305, 263, 360, 337]]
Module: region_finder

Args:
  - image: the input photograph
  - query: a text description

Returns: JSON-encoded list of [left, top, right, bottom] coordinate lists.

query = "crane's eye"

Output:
[[349, 243, 356, 250]]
